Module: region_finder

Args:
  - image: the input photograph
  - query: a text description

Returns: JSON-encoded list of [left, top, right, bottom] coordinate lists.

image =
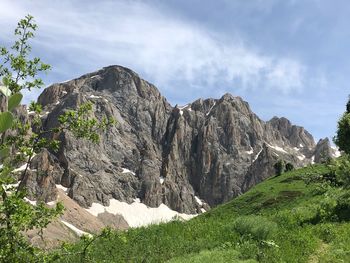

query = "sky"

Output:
[[0, 0, 349, 141]]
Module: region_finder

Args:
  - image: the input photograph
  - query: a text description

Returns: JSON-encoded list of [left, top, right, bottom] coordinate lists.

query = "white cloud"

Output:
[[0, 0, 306, 97]]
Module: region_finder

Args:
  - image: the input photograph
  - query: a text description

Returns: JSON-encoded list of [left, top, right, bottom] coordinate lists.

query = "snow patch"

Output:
[[13, 163, 28, 172], [253, 148, 263, 162], [47, 201, 56, 206], [311, 155, 315, 164], [55, 101, 60, 105], [24, 197, 37, 206], [159, 176, 164, 184], [267, 143, 288, 154], [62, 91, 67, 95], [206, 102, 216, 116], [201, 208, 206, 213], [88, 94, 102, 99], [246, 148, 254, 155], [178, 104, 189, 110], [121, 168, 136, 176], [3, 181, 20, 190], [61, 220, 92, 237], [297, 154, 305, 161], [299, 144, 303, 147], [85, 199, 197, 227], [194, 196, 203, 206], [56, 184, 68, 192]]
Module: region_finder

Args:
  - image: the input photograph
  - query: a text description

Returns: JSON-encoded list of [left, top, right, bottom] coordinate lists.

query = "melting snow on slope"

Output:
[[194, 196, 203, 206], [121, 168, 136, 176], [56, 184, 68, 193], [13, 163, 28, 172], [311, 156, 315, 164], [297, 154, 306, 161], [177, 104, 190, 116], [24, 197, 37, 206], [3, 181, 20, 191], [206, 102, 216, 116], [159, 176, 164, 184], [253, 148, 263, 162], [266, 143, 288, 154], [89, 94, 102, 99], [61, 220, 92, 237], [85, 199, 197, 227], [246, 148, 254, 155]]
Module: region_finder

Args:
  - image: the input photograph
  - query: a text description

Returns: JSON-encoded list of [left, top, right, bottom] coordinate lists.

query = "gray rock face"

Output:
[[313, 138, 340, 163], [24, 65, 335, 214]]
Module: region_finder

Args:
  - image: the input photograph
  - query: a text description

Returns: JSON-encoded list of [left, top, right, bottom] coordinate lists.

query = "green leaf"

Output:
[[0, 112, 14, 133], [8, 93, 23, 111], [0, 85, 11, 97], [0, 147, 10, 160]]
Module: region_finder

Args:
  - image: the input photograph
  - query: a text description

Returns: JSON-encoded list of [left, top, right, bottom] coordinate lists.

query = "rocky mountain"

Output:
[[16, 65, 338, 239]]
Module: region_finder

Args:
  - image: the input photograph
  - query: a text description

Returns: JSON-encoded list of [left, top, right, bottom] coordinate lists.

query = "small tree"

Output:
[[285, 163, 294, 172], [274, 159, 285, 176], [334, 95, 350, 155], [0, 15, 114, 262]]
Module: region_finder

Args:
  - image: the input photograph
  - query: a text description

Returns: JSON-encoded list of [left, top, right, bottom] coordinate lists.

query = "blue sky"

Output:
[[0, 0, 348, 141]]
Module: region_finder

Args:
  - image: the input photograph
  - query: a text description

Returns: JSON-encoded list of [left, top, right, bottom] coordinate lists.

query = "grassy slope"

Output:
[[53, 164, 350, 263]]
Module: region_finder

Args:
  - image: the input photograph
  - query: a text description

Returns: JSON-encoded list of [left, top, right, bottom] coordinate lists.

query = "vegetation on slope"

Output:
[[49, 161, 350, 263]]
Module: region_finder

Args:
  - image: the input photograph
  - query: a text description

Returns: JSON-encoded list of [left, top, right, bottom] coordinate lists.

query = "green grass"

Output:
[[49, 164, 350, 263]]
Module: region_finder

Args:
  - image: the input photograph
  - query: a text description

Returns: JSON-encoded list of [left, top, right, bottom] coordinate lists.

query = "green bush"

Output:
[[334, 191, 350, 221], [274, 160, 285, 176], [334, 97, 350, 154], [285, 163, 294, 172], [330, 156, 350, 187], [274, 206, 318, 227], [233, 216, 278, 241]]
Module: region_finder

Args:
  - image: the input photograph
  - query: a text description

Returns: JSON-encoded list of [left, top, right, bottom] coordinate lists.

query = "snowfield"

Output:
[[85, 199, 197, 227]]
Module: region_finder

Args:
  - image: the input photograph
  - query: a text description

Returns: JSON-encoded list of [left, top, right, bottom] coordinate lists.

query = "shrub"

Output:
[[233, 216, 278, 241], [274, 160, 285, 176], [328, 155, 350, 187], [285, 163, 294, 172], [334, 96, 350, 154], [334, 191, 350, 221]]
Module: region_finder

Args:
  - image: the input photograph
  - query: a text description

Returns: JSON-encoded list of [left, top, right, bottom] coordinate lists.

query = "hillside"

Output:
[[49, 161, 350, 262]]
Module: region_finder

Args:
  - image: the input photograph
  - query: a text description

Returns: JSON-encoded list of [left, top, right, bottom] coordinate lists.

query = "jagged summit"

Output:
[[22, 65, 337, 233]]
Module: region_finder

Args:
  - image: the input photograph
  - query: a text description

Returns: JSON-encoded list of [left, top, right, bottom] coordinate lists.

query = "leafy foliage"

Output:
[[334, 95, 350, 154], [0, 15, 114, 262], [285, 162, 294, 172], [273, 159, 285, 176]]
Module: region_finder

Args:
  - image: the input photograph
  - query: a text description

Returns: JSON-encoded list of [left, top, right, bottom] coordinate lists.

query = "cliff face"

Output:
[[24, 65, 336, 215]]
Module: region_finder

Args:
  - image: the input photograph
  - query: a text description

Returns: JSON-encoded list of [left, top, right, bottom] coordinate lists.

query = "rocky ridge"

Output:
[[20, 65, 338, 231]]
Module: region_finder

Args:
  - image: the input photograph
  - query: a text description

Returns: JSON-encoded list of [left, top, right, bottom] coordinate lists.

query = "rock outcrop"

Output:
[[22, 65, 338, 217]]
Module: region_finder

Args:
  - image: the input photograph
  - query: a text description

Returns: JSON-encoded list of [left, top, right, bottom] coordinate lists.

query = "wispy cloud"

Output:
[[0, 0, 307, 98]]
